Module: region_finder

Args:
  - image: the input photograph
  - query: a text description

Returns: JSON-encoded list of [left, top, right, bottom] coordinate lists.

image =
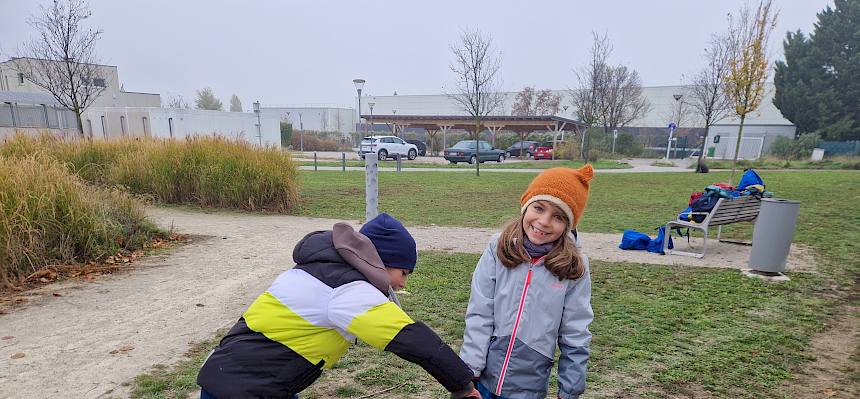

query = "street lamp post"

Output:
[[298, 112, 304, 152], [353, 78, 366, 136], [368, 101, 375, 135], [253, 101, 262, 146], [666, 94, 683, 159]]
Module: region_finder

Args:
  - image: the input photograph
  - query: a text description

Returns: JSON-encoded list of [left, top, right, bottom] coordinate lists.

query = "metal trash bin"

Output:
[[748, 198, 801, 273]]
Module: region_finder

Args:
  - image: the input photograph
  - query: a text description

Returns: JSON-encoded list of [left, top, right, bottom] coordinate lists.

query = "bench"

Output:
[[663, 195, 762, 258]]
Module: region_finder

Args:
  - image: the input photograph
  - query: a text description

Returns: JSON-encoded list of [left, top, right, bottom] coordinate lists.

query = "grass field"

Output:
[[132, 169, 859, 398], [296, 158, 632, 170]]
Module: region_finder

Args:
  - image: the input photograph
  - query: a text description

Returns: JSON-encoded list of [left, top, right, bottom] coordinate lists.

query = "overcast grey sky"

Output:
[[0, 0, 832, 109]]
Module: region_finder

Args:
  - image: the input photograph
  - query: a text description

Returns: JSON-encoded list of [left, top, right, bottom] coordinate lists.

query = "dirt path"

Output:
[[0, 207, 819, 399], [782, 306, 860, 398]]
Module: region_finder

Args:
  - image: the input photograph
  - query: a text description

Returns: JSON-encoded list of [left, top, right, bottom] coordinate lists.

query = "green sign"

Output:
[[713, 135, 721, 143]]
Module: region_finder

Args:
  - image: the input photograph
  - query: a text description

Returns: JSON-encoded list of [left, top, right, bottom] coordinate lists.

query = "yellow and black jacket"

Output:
[[197, 224, 473, 398]]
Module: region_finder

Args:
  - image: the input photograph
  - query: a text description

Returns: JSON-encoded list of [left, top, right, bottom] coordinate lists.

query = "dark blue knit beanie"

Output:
[[359, 213, 417, 270]]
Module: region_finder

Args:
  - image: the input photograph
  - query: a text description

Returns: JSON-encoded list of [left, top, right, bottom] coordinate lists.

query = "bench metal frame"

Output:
[[664, 196, 762, 258]]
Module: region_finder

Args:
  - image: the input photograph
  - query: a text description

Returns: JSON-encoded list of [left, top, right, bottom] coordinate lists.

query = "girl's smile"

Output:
[[522, 201, 568, 245]]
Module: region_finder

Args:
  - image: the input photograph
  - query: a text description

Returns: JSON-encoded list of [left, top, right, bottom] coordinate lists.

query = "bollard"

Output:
[[365, 154, 378, 221], [314, 152, 318, 171], [342, 152, 346, 172], [396, 153, 402, 172]]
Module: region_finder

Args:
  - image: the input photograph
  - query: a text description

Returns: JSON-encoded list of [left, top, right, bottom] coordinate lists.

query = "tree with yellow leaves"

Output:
[[723, 0, 779, 185]]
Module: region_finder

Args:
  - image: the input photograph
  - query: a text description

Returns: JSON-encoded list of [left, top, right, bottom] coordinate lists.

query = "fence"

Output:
[[818, 140, 860, 157], [0, 102, 77, 129]]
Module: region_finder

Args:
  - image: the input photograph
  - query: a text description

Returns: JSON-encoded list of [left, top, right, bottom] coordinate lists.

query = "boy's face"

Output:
[[522, 201, 568, 245], [386, 267, 410, 291]]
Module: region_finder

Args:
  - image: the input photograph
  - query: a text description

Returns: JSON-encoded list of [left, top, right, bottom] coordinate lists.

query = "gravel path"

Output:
[[0, 207, 816, 398]]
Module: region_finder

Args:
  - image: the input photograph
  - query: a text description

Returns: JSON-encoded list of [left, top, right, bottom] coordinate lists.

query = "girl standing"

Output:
[[460, 166, 594, 399]]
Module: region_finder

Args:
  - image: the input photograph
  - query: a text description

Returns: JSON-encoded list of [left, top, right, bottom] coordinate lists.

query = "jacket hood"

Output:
[[292, 224, 390, 294]]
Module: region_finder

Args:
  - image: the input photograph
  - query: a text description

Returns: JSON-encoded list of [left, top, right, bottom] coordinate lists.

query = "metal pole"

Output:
[[365, 153, 379, 221], [612, 129, 618, 154], [299, 112, 304, 152], [342, 152, 346, 172], [314, 152, 318, 171], [396, 153, 401, 172]]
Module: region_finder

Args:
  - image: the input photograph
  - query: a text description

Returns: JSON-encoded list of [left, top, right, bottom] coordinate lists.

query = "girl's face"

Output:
[[522, 201, 568, 245]]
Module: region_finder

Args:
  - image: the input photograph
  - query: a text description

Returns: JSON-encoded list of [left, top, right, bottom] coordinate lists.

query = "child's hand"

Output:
[[451, 386, 481, 398]]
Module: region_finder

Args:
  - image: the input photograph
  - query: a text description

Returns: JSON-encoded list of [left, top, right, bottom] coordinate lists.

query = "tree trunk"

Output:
[[696, 124, 711, 173], [475, 120, 480, 176], [75, 109, 85, 139], [728, 114, 747, 186]]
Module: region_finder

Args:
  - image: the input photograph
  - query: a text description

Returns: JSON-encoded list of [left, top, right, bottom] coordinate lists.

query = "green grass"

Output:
[[697, 157, 860, 170], [130, 331, 226, 399], [296, 158, 631, 170], [132, 169, 859, 398], [131, 252, 834, 399]]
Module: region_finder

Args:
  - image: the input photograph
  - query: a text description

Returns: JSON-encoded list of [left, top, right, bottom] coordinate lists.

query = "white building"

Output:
[[1, 58, 280, 147], [358, 84, 796, 159], [261, 106, 355, 137]]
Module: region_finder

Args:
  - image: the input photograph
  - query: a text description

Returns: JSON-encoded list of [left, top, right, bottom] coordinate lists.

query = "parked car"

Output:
[[443, 140, 506, 164], [405, 139, 427, 156], [506, 140, 539, 158], [533, 142, 554, 160], [358, 136, 419, 160]]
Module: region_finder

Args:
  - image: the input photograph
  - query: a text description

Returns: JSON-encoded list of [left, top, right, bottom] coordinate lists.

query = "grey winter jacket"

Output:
[[459, 233, 593, 399]]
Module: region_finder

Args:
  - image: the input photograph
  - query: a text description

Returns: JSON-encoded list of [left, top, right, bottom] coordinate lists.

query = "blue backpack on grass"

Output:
[[619, 230, 651, 250]]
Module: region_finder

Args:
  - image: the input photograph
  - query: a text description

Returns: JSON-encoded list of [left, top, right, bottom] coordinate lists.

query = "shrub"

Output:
[[769, 133, 819, 160], [0, 154, 164, 288], [1, 134, 300, 212], [290, 132, 350, 151]]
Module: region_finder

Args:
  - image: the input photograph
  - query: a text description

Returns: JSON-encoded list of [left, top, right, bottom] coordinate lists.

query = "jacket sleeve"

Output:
[[556, 254, 593, 399], [459, 236, 499, 377], [328, 281, 473, 394]]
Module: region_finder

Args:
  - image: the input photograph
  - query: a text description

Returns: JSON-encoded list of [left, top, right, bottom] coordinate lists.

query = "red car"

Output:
[[533, 143, 554, 160]]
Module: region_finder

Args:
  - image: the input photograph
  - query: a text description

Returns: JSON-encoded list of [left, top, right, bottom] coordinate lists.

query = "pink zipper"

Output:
[[495, 256, 542, 395]]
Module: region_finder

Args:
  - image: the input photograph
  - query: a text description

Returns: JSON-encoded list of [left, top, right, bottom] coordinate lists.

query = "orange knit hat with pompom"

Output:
[[520, 165, 594, 228]]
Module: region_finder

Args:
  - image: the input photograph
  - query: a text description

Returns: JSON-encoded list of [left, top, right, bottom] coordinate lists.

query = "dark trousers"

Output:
[[201, 389, 299, 399]]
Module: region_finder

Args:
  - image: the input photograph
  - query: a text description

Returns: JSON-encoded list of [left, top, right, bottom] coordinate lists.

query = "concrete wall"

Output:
[[83, 107, 282, 146], [261, 107, 356, 136]]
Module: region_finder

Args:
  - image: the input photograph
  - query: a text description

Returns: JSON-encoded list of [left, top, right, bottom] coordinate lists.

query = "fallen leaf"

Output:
[[11, 352, 25, 359], [823, 388, 837, 397], [52, 293, 62, 297], [1, 336, 13, 340], [110, 345, 135, 354]]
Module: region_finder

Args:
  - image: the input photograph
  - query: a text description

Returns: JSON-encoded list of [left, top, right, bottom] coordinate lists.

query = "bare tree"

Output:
[[164, 93, 190, 109], [724, 0, 778, 184], [195, 87, 223, 111], [10, 0, 106, 138], [571, 32, 612, 160], [229, 94, 243, 112], [687, 34, 733, 172], [511, 87, 561, 116], [601, 65, 651, 133], [510, 87, 561, 158], [448, 28, 504, 176], [511, 86, 536, 116]]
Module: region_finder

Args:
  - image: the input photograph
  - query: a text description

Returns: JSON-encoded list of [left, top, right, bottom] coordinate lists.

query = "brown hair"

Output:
[[496, 206, 584, 281]]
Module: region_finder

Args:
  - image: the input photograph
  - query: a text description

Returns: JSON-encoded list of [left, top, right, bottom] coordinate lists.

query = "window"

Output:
[[168, 117, 174, 137], [120, 115, 126, 135], [100, 116, 107, 138], [87, 119, 93, 137], [381, 137, 394, 143], [17, 73, 25, 85], [93, 78, 106, 88], [142, 117, 149, 135], [395, 138, 405, 144]]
